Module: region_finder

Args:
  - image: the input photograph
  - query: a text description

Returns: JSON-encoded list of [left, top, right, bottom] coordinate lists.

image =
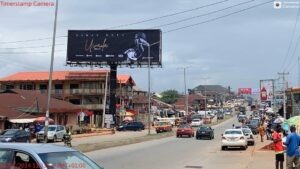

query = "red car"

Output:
[[176, 124, 194, 138]]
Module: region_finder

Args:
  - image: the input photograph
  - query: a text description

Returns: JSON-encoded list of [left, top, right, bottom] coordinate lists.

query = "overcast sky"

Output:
[[0, 0, 299, 93]]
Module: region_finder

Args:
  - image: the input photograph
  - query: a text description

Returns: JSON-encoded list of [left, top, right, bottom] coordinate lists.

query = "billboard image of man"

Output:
[[124, 32, 150, 61]]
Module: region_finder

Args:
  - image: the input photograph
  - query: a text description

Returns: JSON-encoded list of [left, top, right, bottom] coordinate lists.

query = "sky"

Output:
[[0, 0, 299, 93]]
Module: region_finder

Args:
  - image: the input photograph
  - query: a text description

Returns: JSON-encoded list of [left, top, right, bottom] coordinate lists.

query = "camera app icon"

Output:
[[274, 1, 282, 9]]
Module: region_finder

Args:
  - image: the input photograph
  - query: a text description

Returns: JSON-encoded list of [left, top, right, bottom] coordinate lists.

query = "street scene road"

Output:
[[87, 112, 264, 169]]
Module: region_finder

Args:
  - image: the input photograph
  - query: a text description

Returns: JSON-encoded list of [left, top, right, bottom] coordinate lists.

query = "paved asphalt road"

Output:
[[86, 112, 260, 169]]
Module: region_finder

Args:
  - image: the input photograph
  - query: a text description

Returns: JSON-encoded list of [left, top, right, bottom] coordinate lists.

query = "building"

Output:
[[191, 85, 230, 106], [286, 87, 300, 118], [174, 94, 206, 113], [0, 70, 135, 128], [0, 89, 83, 130]]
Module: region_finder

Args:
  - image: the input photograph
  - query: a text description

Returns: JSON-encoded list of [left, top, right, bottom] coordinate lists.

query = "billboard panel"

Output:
[[260, 80, 274, 102], [67, 30, 162, 66], [238, 88, 252, 95]]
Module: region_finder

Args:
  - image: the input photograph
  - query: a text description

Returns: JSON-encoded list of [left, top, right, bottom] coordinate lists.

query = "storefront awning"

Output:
[[9, 118, 36, 124]]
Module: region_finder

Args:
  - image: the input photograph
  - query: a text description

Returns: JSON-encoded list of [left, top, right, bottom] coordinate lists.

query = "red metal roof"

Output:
[[0, 70, 135, 85]]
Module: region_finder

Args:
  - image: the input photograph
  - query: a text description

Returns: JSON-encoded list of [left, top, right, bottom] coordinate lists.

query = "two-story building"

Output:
[[0, 70, 135, 128]]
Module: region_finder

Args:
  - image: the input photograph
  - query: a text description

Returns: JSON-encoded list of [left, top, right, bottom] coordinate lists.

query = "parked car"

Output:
[[0, 143, 104, 169], [0, 129, 31, 143], [176, 124, 194, 138], [155, 121, 172, 133], [190, 119, 203, 127], [246, 120, 260, 135], [221, 129, 248, 150], [234, 125, 249, 129], [242, 128, 255, 145], [117, 121, 145, 131], [36, 125, 66, 143], [196, 126, 214, 140]]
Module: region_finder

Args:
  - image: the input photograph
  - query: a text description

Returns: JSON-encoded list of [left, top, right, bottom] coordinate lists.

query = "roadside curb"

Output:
[[73, 131, 114, 139]]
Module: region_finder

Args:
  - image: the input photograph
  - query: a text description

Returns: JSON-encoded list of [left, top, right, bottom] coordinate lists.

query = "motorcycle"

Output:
[[63, 134, 72, 147]]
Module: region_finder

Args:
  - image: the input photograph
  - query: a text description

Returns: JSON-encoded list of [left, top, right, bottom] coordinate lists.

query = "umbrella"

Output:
[[286, 116, 300, 126], [34, 117, 54, 124], [274, 117, 284, 124]]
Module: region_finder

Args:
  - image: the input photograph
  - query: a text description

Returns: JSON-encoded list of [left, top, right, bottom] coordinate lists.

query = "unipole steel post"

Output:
[[44, 0, 58, 143], [102, 71, 108, 128], [148, 46, 151, 135]]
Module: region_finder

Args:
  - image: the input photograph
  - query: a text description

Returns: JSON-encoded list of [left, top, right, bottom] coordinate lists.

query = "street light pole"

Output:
[[45, 0, 58, 143], [183, 68, 188, 115], [147, 46, 151, 135]]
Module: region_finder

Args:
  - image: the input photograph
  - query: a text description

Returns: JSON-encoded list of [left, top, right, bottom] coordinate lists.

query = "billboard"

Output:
[[238, 88, 252, 95], [260, 80, 274, 102], [67, 30, 162, 66]]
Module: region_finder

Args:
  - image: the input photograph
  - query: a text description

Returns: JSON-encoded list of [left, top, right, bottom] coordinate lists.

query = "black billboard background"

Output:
[[67, 30, 162, 65]]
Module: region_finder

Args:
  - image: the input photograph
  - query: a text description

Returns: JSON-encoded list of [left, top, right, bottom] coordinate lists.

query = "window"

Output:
[[0, 150, 13, 165], [14, 152, 40, 169], [70, 84, 79, 89], [54, 84, 63, 90], [39, 84, 47, 90]]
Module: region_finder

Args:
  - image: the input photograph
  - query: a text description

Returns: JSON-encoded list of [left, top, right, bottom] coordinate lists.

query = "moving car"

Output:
[[0, 129, 31, 143], [221, 129, 248, 150], [196, 126, 214, 140], [242, 128, 255, 145], [190, 119, 203, 127], [238, 115, 247, 123], [0, 143, 104, 169], [176, 124, 194, 138], [246, 120, 260, 135], [117, 121, 145, 131], [36, 125, 66, 143], [155, 121, 172, 133], [217, 113, 225, 120]]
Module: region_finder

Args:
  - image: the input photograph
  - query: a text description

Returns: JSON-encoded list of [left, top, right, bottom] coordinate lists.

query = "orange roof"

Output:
[[0, 70, 135, 85]]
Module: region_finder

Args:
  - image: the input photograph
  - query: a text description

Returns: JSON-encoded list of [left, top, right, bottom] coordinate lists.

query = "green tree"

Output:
[[160, 90, 180, 104]]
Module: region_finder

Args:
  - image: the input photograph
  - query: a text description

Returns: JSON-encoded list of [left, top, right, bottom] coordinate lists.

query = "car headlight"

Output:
[[5, 138, 12, 142]]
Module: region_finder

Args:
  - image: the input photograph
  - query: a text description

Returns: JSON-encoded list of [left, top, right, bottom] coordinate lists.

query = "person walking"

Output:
[[273, 124, 284, 169], [259, 123, 266, 142], [284, 125, 300, 169]]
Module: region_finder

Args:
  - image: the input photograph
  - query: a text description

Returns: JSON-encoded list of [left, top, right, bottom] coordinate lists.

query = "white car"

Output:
[[36, 125, 66, 143], [221, 129, 248, 150], [190, 119, 203, 127], [242, 128, 255, 145]]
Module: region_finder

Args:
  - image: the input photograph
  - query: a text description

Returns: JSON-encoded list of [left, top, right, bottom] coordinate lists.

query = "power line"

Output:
[[151, 0, 254, 29], [164, 0, 273, 33], [285, 35, 300, 72], [106, 0, 229, 29], [280, 5, 300, 72], [0, 44, 65, 50], [0, 0, 228, 45]]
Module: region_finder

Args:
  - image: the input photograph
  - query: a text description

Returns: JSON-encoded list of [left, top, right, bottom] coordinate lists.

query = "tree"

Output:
[[160, 90, 180, 104]]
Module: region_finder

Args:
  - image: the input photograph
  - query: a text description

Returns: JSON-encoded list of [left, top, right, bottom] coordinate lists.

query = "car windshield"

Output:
[[199, 127, 210, 131], [41, 126, 56, 132], [179, 125, 190, 128], [249, 120, 259, 125], [243, 129, 252, 134], [38, 151, 103, 169], [192, 119, 200, 122], [224, 130, 242, 135], [1, 130, 17, 135]]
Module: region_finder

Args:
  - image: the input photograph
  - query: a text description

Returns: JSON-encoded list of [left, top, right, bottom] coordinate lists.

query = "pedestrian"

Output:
[[284, 125, 300, 169], [258, 123, 266, 142], [273, 124, 284, 169]]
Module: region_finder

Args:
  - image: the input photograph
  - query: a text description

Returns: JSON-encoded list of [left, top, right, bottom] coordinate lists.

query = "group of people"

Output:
[[272, 124, 300, 169]]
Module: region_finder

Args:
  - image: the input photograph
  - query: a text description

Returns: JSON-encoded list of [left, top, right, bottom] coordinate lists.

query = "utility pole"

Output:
[[182, 67, 189, 115], [298, 57, 300, 87], [278, 72, 289, 119], [45, 0, 58, 143], [102, 71, 108, 128]]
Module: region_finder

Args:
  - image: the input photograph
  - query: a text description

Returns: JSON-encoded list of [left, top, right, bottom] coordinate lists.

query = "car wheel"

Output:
[[209, 136, 212, 140], [177, 134, 179, 138], [36, 139, 40, 143], [221, 146, 226, 151], [242, 146, 247, 150], [196, 136, 199, 140]]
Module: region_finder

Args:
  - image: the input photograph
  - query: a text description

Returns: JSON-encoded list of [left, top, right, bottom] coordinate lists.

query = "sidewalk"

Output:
[[247, 136, 275, 169]]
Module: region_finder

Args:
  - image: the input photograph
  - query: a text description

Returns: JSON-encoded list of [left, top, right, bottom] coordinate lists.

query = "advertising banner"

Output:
[[238, 88, 252, 95], [67, 29, 162, 65], [260, 80, 274, 102]]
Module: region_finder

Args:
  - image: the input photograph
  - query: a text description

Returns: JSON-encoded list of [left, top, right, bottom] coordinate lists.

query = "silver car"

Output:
[[0, 143, 104, 169], [242, 128, 255, 145], [36, 125, 66, 143]]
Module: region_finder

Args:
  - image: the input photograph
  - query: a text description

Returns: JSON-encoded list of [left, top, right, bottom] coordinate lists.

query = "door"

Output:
[[0, 149, 13, 166]]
